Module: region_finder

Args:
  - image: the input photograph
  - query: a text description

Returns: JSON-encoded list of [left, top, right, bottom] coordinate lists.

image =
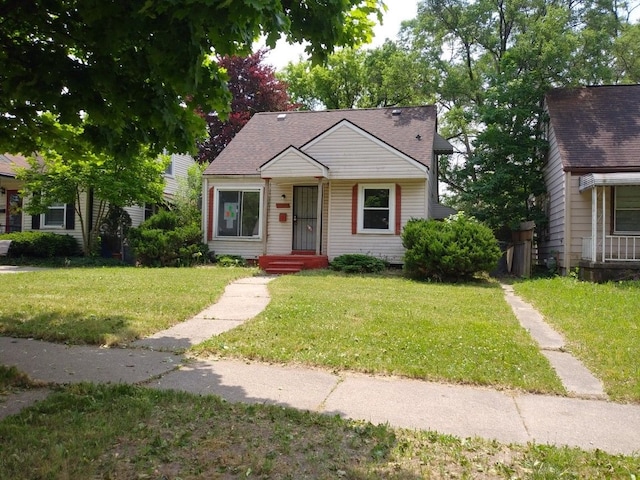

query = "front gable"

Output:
[[259, 146, 329, 179], [301, 120, 428, 180]]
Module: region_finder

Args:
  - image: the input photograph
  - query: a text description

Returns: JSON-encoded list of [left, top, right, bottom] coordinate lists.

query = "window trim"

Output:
[[614, 186, 640, 235], [357, 183, 395, 234], [213, 186, 263, 240], [41, 202, 66, 229]]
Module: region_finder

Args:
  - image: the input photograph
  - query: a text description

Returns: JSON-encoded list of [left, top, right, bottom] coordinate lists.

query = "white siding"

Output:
[[326, 180, 427, 264], [303, 125, 427, 180], [125, 205, 145, 228], [164, 153, 195, 197], [261, 150, 326, 178], [266, 182, 294, 254], [540, 123, 566, 266]]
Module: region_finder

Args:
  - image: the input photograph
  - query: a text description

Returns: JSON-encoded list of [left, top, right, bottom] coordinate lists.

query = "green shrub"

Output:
[[402, 213, 501, 281], [0, 231, 80, 258], [330, 253, 389, 274], [215, 254, 247, 267], [128, 211, 208, 267]]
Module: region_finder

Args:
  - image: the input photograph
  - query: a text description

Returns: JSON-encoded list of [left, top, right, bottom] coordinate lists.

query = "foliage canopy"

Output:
[[0, 0, 384, 158]]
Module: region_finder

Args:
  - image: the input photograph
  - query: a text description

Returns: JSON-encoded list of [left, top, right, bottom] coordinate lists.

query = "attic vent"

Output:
[[277, 113, 287, 121], [391, 109, 401, 116]]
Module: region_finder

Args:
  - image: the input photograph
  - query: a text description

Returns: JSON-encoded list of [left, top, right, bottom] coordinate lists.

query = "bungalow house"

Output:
[[540, 85, 640, 281], [0, 152, 195, 253], [202, 106, 454, 273]]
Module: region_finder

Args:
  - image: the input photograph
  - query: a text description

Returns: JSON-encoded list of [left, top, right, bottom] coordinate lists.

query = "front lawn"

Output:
[[195, 271, 565, 394], [1, 383, 637, 479], [513, 277, 640, 403], [0, 266, 254, 346]]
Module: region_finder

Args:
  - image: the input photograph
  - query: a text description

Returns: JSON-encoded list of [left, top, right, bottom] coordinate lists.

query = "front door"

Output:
[[6, 190, 22, 233], [292, 186, 317, 251]]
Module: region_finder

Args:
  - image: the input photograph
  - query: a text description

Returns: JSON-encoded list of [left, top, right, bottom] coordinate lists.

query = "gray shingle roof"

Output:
[[204, 106, 444, 176], [545, 85, 640, 172], [0, 153, 30, 178]]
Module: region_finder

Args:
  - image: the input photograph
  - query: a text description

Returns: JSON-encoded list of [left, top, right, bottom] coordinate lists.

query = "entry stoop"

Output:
[[258, 254, 329, 274]]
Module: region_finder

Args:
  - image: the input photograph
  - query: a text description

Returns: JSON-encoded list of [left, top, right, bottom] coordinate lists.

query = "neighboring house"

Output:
[[0, 153, 30, 234], [540, 85, 640, 281], [202, 106, 453, 273], [0, 152, 195, 253]]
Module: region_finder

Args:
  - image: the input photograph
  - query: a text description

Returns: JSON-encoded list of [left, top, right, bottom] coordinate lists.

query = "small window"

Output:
[[216, 189, 261, 238], [614, 186, 640, 233], [144, 203, 157, 221], [164, 158, 174, 176], [358, 184, 395, 233], [42, 203, 65, 228]]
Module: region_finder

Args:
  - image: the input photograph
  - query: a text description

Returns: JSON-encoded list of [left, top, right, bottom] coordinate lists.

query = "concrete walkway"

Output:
[[1, 275, 639, 456]]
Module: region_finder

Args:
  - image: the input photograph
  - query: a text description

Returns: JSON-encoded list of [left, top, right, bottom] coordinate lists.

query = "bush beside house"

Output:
[[402, 213, 501, 281], [128, 210, 208, 267]]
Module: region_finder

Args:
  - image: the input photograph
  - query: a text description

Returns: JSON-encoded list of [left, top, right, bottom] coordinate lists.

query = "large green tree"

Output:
[[280, 42, 432, 109], [404, 0, 638, 234], [0, 0, 384, 159]]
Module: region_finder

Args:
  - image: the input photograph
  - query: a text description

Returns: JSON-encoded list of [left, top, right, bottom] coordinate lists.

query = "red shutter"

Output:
[[207, 187, 214, 241], [395, 184, 402, 235], [351, 184, 358, 235]]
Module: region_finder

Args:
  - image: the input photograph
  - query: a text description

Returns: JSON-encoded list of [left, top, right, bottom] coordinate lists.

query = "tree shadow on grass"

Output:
[[0, 310, 139, 346]]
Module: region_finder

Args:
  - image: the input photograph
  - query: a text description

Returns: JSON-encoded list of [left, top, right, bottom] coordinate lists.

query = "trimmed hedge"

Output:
[[0, 231, 80, 258], [402, 213, 502, 281], [127, 210, 208, 267], [330, 253, 389, 274]]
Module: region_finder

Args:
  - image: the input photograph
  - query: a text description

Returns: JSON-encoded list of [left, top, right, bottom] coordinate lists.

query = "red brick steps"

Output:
[[258, 254, 329, 274]]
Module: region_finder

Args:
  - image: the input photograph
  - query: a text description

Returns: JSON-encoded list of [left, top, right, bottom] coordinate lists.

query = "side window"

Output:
[[614, 186, 640, 234], [42, 202, 66, 228], [216, 189, 261, 238]]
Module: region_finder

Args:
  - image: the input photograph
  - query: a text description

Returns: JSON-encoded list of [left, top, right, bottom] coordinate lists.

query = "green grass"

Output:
[[1, 383, 637, 479], [0, 365, 37, 398], [513, 277, 640, 403], [195, 271, 565, 394], [0, 266, 255, 346]]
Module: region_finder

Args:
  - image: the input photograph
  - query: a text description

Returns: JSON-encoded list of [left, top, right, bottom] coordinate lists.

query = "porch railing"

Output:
[[582, 236, 640, 262]]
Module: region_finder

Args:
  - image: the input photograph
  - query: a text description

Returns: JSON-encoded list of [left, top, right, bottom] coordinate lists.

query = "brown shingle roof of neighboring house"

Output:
[[0, 153, 30, 178], [545, 84, 640, 172], [204, 106, 446, 176]]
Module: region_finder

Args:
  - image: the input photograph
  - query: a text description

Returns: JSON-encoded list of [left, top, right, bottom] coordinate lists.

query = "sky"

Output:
[[260, 1, 420, 70]]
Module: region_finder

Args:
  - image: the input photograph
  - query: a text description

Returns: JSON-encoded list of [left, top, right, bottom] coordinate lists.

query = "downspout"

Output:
[[263, 178, 270, 256], [601, 186, 606, 263], [315, 177, 323, 255], [591, 185, 597, 263], [564, 173, 572, 272]]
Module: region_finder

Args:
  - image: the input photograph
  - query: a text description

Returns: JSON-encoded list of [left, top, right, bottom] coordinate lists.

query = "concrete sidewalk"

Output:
[[1, 275, 639, 456]]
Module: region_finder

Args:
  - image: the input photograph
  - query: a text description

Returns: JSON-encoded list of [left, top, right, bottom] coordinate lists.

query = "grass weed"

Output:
[[513, 277, 640, 402], [1, 383, 637, 479], [0, 266, 254, 345], [195, 271, 564, 394]]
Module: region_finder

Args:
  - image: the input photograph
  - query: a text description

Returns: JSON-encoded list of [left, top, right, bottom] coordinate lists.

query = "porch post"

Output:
[[591, 187, 597, 262], [201, 177, 208, 244], [263, 178, 270, 256], [601, 185, 606, 263], [315, 177, 323, 255]]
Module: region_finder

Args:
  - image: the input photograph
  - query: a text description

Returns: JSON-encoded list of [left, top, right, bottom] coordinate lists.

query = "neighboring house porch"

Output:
[[578, 173, 640, 281], [540, 85, 640, 282]]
